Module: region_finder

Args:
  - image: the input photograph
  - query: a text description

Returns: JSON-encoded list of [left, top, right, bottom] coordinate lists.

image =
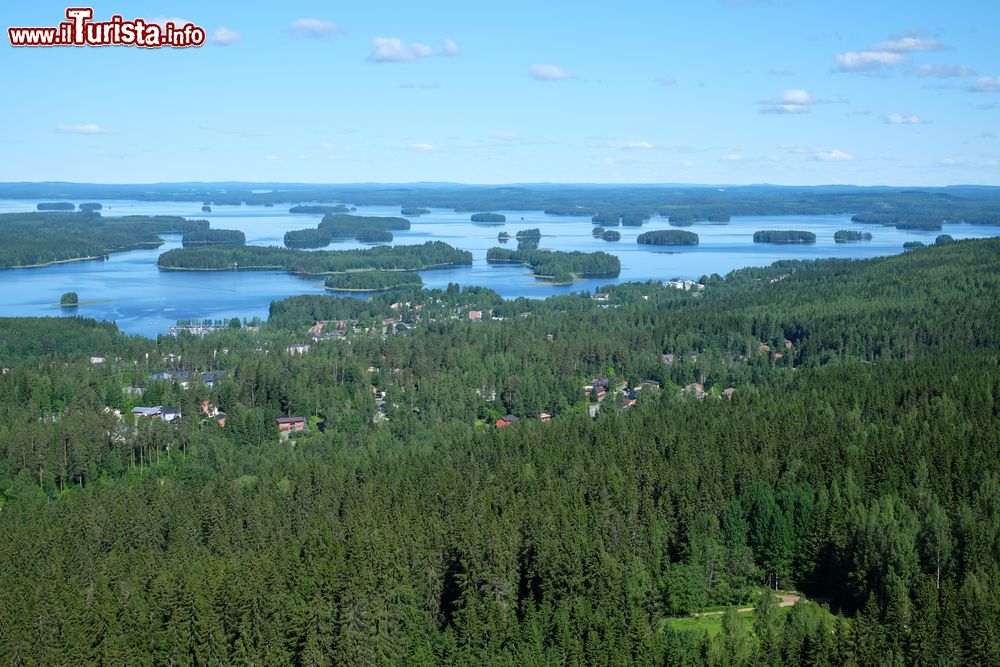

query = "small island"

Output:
[[289, 204, 351, 214], [620, 216, 646, 227], [356, 228, 393, 243], [79, 203, 102, 212], [753, 230, 816, 244], [592, 226, 605, 237], [834, 230, 873, 242], [284, 228, 333, 249], [319, 214, 410, 238], [591, 213, 620, 225], [486, 247, 620, 284], [181, 229, 246, 247], [515, 228, 541, 240], [471, 213, 506, 223], [903, 241, 925, 250], [637, 230, 699, 246], [37, 202, 75, 211], [935, 234, 956, 245], [325, 270, 423, 292], [401, 207, 430, 216], [602, 230, 621, 241], [498, 232, 511, 242], [202, 205, 212, 213], [59, 291, 79, 307]]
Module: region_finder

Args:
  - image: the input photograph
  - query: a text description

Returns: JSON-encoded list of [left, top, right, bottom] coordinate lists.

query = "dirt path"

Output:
[[690, 592, 801, 617]]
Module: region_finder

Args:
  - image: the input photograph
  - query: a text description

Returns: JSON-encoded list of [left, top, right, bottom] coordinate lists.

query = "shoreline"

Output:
[[1, 240, 164, 270]]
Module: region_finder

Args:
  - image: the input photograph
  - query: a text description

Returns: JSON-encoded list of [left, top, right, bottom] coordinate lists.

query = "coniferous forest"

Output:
[[0, 238, 999, 665]]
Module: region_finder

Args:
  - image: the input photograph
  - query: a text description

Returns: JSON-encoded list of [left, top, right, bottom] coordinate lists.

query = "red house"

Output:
[[276, 417, 306, 432], [496, 415, 518, 428]]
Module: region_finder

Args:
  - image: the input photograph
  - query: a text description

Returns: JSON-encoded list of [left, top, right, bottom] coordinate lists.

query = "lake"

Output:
[[1, 199, 998, 337]]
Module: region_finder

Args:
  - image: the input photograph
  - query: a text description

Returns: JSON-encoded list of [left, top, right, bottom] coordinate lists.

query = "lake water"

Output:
[[1, 199, 998, 337]]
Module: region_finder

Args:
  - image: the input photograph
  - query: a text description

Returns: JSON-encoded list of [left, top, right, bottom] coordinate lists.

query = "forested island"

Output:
[[181, 229, 246, 247], [498, 231, 511, 242], [59, 291, 78, 307], [904, 241, 926, 250], [289, 204, 351, 214], [602, 230, 620, 241], [324, 270, 423, 292], [515, 228, 541, 240], [638, 229, 700, 246], [486, 247, 621, 283], [851, 212, 943, 231], [36, 202, 75, 211], [283, 214, 410, 248], [0, 238, 999, 664], [834, 230, 873, 242], [753, 230, 817, 244], [355, 228, 393, 243], [591, 213, 620, 225], [0, 212, 208, 268], [471, 212, 506, 223], [79, 203, 102, 212], [158, 241, 472, 274], [401, 207, 430, 216]]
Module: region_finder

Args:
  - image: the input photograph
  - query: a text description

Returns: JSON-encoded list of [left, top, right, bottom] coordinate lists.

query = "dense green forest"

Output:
[[0, 212, 208, 268], [284, 227, 334, 249], [181, 229, 247, 247], [324, 270, 423, 291], [0, 238, 998, 664], [834, 230, 873, 242], [638, 230, 700, 246], [753, 230, 817, 244], [158, 241, 473, 274], [486, 247, 622, 283], [603, 230, 621, 241], [36, 201, 75, 210], [402, 207, 430, 216], [356, 228, 394, 243]]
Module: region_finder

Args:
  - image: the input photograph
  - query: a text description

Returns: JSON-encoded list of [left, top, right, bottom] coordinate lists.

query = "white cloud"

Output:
[[656, 75, 677, 86], [264, 154, 279, 160], [760, 89, 826, 114], [407, 143, 434, 151], [317, 141, 336, 150], [724, 153, 744, 161], [492, 132, 519, 141], [290, 18, 344, 38], [368, 38, 458, 63], [210, 27, 240, 46], [835, 50, 907, 72], [609, 140, 654, 149], [970, 76, 1000, 92], [882, 113, 921, 124], [56, 123, 105, 134], [530, 64, 574, 81], [917, 64, 976, 78], [872, 36, 943, 52], [814, 149, 854, 162]]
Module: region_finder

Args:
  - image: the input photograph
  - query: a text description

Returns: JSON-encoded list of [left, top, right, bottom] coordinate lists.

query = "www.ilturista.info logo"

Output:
[[8, 8, 206, 48]]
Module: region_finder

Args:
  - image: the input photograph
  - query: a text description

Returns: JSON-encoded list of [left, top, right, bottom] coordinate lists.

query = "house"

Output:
[[681, 383, 707, 400], [200, 400, 220, 417], [540, 412, 552, 422], [588, 404, 600, 418], [468, 310, 483, 321], [213, 413, 227, 427], [276, 416, 306, 432], [90, 356, 105, 364], [665, 279, 704, 291], [200, 371, 225, 388], [287, 344, 310, 355], [149, 370, 190, 388], [132, 406, 181, 422], [662, 354, 675, 366], [593, 293, 610, 302], [1, 368, 9, 375], [635, 380, 661, 393], [496, 415, 518, 428], [123, 386, 145, 397], [722, 387, 736, 399], [759, 343, 771, 353], [784, 339, 794, 350]]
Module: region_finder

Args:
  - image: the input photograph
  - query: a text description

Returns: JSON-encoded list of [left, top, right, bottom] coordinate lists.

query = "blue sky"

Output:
[[2, 0, 999, 185]]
